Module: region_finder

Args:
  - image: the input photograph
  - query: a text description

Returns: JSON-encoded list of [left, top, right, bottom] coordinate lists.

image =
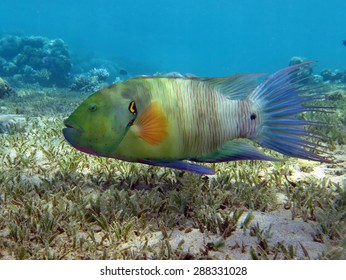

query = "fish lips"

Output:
[[62, 119, 83, 145], [62, 120, 102, 156]]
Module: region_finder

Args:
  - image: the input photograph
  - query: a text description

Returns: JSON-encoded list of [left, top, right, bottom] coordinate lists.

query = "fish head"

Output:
[[62, 84, 137, 156]]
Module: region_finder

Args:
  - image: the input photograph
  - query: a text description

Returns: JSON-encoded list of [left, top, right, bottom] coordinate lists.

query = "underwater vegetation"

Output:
[[0, 72, 345, 259]]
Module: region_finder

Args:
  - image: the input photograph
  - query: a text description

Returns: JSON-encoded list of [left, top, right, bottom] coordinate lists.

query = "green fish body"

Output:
[[63, 62, 329, 174]]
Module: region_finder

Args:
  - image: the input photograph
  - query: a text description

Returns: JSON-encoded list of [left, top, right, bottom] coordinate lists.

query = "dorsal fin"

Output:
[[198, 74, 265, 99], [133, 73, 264, 99], [133, 72, 265, 100]]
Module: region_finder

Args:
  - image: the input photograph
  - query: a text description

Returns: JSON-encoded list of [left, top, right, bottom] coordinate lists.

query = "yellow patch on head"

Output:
[[129, 101, 137, 115], [134, 102, 168, 145]]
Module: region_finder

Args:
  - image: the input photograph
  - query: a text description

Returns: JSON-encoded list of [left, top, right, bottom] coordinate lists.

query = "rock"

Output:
[[0, 114, 25, 134], [288, 56, 313, 83], [288, 56, 306, 66], [0, 77, 15, 98], [119, 69, 128, 76]]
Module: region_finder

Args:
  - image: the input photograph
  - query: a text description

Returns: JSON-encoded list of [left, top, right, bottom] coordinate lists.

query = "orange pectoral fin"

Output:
[[134, 102, 168, 145]]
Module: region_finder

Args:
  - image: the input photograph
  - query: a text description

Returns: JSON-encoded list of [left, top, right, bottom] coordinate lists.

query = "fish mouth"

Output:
[[62, 119, 83, 145], [63, 119, 82, 131], [62, 119, 102, 156]]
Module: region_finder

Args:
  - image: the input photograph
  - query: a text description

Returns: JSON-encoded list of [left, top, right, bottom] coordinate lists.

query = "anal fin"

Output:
[[192, 139, 281, 163], [138, 159, 215, 175]]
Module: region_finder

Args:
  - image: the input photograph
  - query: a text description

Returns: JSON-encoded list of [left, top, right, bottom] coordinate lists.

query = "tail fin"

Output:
[[250, 62, 331, 163]]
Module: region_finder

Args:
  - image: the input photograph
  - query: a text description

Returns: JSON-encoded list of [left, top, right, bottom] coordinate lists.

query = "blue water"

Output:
[[0, 0, 345, 76]]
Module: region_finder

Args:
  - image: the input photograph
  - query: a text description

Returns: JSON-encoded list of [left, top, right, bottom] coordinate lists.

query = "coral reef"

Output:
[[0, 77, 16, 98], [288, 56, 346, 84], [71, 56, 128, 81], [69, 68, 110, 92], [0, 35, 71, 86], [320, 69, 346, 83], [0, 34, 132, 89]]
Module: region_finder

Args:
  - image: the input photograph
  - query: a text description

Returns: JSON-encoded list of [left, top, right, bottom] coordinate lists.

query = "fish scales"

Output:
[[63, 62, 331, 174], [155, 78, 250, 157]]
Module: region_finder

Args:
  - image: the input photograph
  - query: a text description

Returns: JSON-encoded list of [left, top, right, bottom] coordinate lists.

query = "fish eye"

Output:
[[128, 101, 137, 115], [88, 104, 97, 112]]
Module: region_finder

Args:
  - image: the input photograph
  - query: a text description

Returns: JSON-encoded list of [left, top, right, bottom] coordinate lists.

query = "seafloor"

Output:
[[0, 83, 345, 260]]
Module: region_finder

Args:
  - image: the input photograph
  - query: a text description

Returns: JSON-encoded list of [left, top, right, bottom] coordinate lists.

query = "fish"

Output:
[[63, 62, 330, 175], [343, 40, 346, 47]]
